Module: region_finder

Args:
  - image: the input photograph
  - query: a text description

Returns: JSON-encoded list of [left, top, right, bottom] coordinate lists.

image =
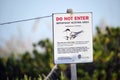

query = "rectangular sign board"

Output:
[[53, 12, 93, 64]]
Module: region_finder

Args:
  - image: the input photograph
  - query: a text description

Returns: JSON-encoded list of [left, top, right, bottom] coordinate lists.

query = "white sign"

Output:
[[53, 12, 93, 64]]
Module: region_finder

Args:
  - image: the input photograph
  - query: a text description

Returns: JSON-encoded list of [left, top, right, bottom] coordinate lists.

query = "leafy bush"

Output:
[[0, 27, 120, 80]]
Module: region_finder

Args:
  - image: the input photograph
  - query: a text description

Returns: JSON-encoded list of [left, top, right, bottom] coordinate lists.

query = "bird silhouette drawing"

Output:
[[64, 28, 83, 40]]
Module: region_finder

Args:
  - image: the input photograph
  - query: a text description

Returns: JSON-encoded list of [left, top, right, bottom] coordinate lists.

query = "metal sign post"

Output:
[[66, 9, 77, 80], [70, 64, 77, 80]]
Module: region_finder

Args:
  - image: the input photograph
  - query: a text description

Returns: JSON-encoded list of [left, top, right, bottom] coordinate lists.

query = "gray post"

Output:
[[67, 9, 77, 80], [71, 64, 77, 80]]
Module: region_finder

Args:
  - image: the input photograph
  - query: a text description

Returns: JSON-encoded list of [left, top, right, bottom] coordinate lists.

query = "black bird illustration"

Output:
[[64, 28, 83, 40]]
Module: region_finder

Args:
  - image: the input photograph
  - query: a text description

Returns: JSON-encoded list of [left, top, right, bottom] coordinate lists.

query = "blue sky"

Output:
[[0, 0, 120, 48]]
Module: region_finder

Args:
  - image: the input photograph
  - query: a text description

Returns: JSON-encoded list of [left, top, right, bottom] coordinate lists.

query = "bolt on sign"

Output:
[[52, 12, 93, 64]]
